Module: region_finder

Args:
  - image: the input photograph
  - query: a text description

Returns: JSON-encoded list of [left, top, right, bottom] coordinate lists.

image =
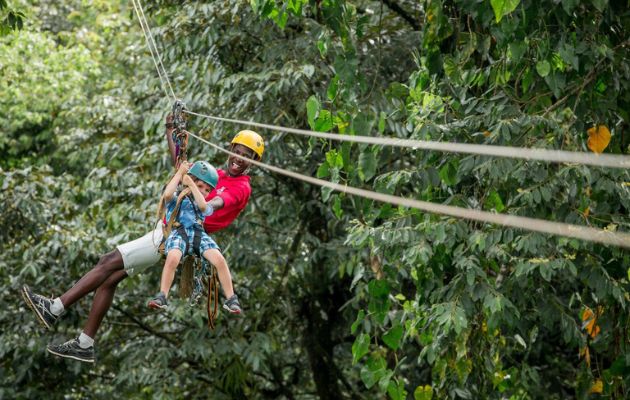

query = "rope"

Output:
[[207, 266, 220, 330], [130, 3, 630, 249], [183, 110, 630, 169], [184, 129, 630, 249], [130, 0, 630, 170], [130, 0, 176, 101]]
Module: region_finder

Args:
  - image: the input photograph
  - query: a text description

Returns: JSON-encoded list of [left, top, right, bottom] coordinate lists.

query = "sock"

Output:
[[78, 332, 94, 349], [50, 298, 64, 316]]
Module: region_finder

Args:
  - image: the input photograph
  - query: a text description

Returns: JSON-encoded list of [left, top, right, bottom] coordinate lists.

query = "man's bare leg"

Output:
[[59, 249, 125, 308], [83, 269, 128, 338], [21, 249, 125, 330]]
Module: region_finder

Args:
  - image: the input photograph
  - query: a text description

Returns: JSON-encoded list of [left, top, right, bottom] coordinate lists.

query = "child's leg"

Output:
[[160, 249, 183, 298], [202, 249, 234, 298]]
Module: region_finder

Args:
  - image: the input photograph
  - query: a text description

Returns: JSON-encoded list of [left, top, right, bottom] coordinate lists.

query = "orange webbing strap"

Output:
[[206, 266, 220, 330]]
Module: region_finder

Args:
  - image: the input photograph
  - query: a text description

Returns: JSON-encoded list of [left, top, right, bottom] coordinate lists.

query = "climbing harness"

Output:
[[155, 155, 222, 329], [170, 100, 189, 166]]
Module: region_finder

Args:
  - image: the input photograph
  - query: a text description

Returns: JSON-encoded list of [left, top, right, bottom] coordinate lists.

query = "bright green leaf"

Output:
[[382, 324, 404, 350], [358, 150, 377, 182], [360, 355, 388, 389], [315, 110, 334, 132], [388, 380, 407, 400], [351, 310, 365, 334], [414, 384, 433, 400], [316, 162, 330, 178], [490, 0, 521, 23], [306, 96, 319, 129], [352, 333, 370, 364], [536, 60, 551, 77]]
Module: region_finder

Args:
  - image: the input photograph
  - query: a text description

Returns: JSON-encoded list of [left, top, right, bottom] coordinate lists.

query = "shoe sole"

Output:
[[148, 301, 167, 310], [222, 304, 242, 315], [47, 347, 95, 363], [21, 286, 52, 330]]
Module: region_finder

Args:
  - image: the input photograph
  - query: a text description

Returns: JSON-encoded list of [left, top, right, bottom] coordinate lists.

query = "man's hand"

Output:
[[182, 174, 195, 188]]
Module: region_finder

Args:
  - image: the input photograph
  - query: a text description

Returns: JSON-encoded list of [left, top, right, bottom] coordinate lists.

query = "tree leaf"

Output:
[[536, 60, 551, 77], [351, 310, 365, 334], [360, 355, 388, 389], [490, 0, 521, 23], [589, 379, 603, 394], [586, 125, 611, 153], [316, 162, 330, 178], [382, 324, 403, 350], [485, 190, 505, 212], [414, 384, 433, 400], [358, 150, 376, 181], [378, 111, 386, 134], [387, 380, 407, 400], [439, 161, 458, 186], [306, 96, 319, 129], [314, 110, 334, 132], [352, 333, 370, 364]]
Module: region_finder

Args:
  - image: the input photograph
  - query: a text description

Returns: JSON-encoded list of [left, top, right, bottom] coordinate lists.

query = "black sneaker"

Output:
[[21, 284, 60, 330], [47, 338, 95, 363], [223, 294, 242, 315], [147, 292, 168, 309]]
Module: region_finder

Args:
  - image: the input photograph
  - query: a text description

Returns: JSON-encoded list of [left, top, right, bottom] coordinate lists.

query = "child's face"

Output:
[[194, 178, 213, 198]]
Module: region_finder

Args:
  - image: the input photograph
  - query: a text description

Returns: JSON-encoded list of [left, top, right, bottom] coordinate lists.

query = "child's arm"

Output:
[[182, 175, 212, 215], [164, 162, 190, 202]]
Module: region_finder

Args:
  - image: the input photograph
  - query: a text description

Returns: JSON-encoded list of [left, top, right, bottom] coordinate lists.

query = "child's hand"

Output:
[[182, 174, 195, 188], [177, 161, 191, 175]]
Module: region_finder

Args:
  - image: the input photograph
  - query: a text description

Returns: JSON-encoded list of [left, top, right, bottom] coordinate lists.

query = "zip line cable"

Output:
[[183, 110, 630, 169], [131, 0, 630, 170], [130, 0, 176, 101], [131, 2, 630, 248], [184, 129, 630, 249]]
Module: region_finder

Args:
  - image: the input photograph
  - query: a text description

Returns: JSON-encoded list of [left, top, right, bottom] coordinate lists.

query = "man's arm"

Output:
[[165, 114, 178, 168], [206, 196, 225, 211], [206, 181, 250, 213]]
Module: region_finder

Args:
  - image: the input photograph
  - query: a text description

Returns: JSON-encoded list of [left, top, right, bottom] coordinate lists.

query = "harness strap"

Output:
[[175, 224, 204, 256], [206, 265, 219, 330]]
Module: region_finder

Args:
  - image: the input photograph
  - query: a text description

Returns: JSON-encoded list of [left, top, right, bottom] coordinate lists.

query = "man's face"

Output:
[[227, 144, 255, 176]]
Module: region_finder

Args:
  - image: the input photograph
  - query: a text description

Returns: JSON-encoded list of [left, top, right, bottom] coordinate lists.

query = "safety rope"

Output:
[[130, 0, 176, 101], [184, 129, 630, 249], [129, 2, 630, 247], [130, 0, 630, 169], [183, 110, 630, 169]]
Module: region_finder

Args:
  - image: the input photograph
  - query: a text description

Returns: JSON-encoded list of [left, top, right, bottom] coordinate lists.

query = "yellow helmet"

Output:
[[231, 130, 264, 160]]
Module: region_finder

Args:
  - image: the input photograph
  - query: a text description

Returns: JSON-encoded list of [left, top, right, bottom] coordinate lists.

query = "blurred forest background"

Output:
[[1, 0, 629, 399]]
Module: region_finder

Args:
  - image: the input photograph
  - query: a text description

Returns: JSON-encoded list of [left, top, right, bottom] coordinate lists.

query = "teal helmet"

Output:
[[188, 161, 218, 188]]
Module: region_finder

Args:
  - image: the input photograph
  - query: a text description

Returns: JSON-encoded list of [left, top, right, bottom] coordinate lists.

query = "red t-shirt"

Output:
[[203, 169, 251, 233]]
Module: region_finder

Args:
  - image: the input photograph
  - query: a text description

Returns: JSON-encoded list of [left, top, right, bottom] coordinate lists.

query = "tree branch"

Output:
[[381, 0, 420, 30]]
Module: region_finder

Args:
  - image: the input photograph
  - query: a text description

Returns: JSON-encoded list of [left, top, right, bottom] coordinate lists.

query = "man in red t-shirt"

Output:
[[204, 168, 252, 233], [21, 121, 264, 363]]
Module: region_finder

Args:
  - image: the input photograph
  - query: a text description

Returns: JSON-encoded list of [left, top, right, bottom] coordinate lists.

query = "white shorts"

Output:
[[117, 224, 164, 276]]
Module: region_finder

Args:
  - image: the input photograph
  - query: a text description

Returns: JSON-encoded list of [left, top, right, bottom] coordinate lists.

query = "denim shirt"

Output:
[[165, 191, 213, 229]]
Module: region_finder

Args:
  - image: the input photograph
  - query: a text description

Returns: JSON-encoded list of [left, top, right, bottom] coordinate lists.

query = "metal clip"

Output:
[[171, 99, 187, 133]]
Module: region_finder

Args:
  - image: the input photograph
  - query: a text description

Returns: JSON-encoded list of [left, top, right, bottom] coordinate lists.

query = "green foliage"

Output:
[[2, 0, 630, 399], [0, 0, 24, 35]]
